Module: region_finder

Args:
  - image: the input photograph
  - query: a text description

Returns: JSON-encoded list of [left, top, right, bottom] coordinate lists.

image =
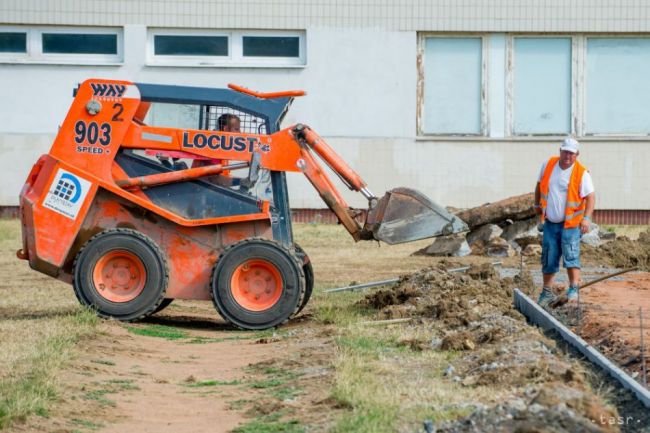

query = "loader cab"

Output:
[[118, 82, 296, 247]]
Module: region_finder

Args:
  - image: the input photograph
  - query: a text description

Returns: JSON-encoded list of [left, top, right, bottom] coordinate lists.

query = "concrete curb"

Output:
[[514, 288, 650, 409]]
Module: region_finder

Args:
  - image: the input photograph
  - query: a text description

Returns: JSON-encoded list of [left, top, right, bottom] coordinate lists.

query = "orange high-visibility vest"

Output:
[[539, 156, 588, 229]]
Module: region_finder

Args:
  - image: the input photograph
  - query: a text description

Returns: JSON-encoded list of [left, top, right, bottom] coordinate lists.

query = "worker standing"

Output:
[[534, 138, 596, 307]]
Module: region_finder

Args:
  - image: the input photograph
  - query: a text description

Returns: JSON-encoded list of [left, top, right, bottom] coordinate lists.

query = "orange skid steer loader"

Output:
[[18, 79, 467, 330]]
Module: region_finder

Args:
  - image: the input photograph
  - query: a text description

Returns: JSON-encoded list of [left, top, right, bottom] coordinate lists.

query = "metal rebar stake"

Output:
[[640, 307, 647, 388], [577, 285, 581, 335]]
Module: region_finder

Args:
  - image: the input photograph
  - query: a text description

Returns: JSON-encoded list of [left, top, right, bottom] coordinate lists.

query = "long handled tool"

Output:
[[549, 267, 638, 308]]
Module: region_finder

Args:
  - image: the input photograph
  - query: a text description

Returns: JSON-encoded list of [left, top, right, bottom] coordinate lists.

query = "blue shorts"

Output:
[[541, 221, 581, 274]]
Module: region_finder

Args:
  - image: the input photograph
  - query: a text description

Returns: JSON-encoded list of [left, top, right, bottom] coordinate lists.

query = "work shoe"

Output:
[[566, 285, 579, 302], [537, 287, 555, 308]]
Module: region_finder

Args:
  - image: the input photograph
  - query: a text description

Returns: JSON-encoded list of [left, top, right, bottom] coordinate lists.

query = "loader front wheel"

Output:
[[73, 229, 168, 321], [293, 244, 313, 316], [211, 239, 305, 330]]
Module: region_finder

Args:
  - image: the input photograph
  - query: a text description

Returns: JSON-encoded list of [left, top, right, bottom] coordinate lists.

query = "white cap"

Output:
[[560, 137, 579, 154]]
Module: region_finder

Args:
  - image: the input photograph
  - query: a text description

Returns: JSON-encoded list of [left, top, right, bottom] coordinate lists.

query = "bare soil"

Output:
[[6, 308, 281, 433], [572, 272, 650, 383]]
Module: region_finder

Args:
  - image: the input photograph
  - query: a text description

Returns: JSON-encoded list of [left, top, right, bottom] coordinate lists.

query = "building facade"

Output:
[[2, 0, 650, 222]]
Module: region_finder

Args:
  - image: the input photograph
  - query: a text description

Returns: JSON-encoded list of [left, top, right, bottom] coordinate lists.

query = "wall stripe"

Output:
[[4, 207, 643, 225]]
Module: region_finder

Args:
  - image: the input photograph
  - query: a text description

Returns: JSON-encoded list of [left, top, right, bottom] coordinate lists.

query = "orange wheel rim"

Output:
[[92, 250, 146, 303], [230, 259, 283, 311]]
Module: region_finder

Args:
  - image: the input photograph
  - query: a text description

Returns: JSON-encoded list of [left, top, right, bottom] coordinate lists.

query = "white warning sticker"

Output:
[[42, 169, 91, 220]]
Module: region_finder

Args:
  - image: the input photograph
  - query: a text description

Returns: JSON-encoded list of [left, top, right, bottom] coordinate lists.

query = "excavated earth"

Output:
[[358, 263, 648, 433], [552, 271, 650, 398], [582, 231, 650, 271]]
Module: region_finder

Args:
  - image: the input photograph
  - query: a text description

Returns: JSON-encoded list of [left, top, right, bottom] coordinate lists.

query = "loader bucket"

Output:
[[364, 188, 468, 245]]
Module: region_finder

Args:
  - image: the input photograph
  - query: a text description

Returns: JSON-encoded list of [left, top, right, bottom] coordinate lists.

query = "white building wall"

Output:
[[1, 1, 650, 210], [3, 0, 650, 33]]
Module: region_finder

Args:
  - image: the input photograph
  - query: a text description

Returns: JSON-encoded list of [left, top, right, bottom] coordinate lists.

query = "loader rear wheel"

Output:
[[211, 239, 305, 330], [73, 229, 168, 321]]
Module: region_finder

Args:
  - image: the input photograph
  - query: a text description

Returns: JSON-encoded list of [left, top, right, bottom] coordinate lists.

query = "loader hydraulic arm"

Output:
[[290, 124, 376, 241], [288, 124, 468, 245]]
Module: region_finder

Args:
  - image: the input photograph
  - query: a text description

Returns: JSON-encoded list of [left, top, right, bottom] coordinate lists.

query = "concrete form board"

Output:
[[514, 289, 650, 409]]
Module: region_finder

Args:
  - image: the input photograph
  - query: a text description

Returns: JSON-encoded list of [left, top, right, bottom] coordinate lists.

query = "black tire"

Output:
[[293, 244, 314, 315], [153, 298, 174, 314], [211, 238, 305, 330], [73, 229, 168, 321]]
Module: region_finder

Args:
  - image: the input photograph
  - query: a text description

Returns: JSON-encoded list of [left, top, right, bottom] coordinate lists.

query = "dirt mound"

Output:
[[435, 382, 617, 433], [582, 230, 650, 270], [359, 263, 533, 324], [359, 265, 619, 432]]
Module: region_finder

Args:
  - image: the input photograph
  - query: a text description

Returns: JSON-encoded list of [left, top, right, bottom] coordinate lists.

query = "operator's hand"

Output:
[[580, 218, 591, 234]]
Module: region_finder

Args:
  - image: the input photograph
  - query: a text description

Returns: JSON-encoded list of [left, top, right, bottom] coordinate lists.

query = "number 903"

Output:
[[74, 121, 111, 146]]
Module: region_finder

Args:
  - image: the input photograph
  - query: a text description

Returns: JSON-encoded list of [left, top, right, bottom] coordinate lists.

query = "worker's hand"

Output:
[[580, 218, 591, 234]]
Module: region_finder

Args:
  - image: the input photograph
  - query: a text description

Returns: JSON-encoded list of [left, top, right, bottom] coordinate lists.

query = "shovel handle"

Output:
[[580, 267, 638, 290]]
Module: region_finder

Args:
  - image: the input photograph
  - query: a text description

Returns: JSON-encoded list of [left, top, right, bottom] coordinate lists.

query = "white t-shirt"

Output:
[[538, 160, 595, 223]]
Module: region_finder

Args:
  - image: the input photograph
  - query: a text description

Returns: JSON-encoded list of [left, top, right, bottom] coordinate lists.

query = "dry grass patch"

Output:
[[0, 220, 99, 429], [600, 225, 649, 240]]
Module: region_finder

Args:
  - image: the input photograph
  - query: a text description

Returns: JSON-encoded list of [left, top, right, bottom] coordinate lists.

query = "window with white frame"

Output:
[[586, 38, 650, 135], [512, 37, 572, 135], [421, 37, 484, 135], [154, 34, 229, 57], [0, 31, 26, 53], [0, 26, 122, 64], [148, 29, 305, 67], [419, 33, 650, 138]]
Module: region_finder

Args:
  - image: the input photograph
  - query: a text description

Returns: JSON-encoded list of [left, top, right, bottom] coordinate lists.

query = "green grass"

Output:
[[82, 389, 115, 408], [304, 259, 486, 433], [314, 293, 374, 326], [0, 310, 98, 429], [335, 335, 407, 358], [70, 418, 103, 430], [331, 406, 397, 433], [0, 221, 20, 242], [233, 413, 304, 433], [250, 378, 286, 389], [125, 324, 188, 340], [601, 224, 649, 240], [184, 379, 241, 388], [80, 379, 140, 408], [252, 329, 289, 340], [229, 399, 252, 410], [186, 335, 251, 344], [231, 363, 306, 428], [268, 386, 301, 401], [126, 324, 265, 344], [105, 379, 140, 391]]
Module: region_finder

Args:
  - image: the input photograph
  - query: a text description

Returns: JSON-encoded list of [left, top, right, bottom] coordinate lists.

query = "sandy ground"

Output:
[[5, 221, 650, 432], [579, 272, 650, 383], [6, 306, 284, 433], [1, 221, 439, 433]]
